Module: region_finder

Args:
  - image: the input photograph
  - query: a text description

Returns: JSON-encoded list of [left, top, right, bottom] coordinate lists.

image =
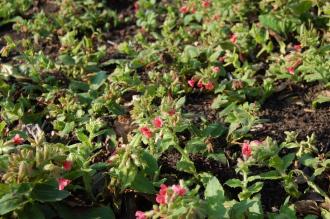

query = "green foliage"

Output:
[[0, 0, 329, 218]]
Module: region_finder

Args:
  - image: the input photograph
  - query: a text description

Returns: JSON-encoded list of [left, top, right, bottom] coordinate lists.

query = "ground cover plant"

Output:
[[0, 0, 330, 218]]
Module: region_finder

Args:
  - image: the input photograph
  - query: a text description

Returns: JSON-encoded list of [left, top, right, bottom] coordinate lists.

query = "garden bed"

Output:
[[0, 0, 330, 218]]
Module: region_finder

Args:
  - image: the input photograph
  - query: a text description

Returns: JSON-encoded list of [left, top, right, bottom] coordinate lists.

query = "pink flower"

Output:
[[188, 79, 195, 88], [202, 0, 211, 8], [156, 184, 168, 205], [153, 117, 163, 128], [134, 2, 139, 13], [242, 142, 252, 159], [190, 5, 196, 14], [172, 184, 186, 196], [140, 126, 152, 139], [12, 134, 24, 145], [63, 160, 73, 171], [213, 14, 221, 20], [168, 108, 176, 116], [287, 66, 295, 75], [218, 56, 225, 63], [204, 82, 214, 90], [212, 66, 220, 73], [197, 80, 204, 88], [230, 34, 237, 44], [135, 211, 146, 219], [293, 44, 301, 51], [57, 178, 71, 190], [180, 6, 189, 14]]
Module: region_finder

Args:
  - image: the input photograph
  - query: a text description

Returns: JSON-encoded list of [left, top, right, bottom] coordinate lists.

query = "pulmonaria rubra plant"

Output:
[[179, 5, 189, 14], [212, 66, 220, 73], [287, 66, 295, 75], [153, 117, 163, 128], [230, 34, 237, 44], [135, 181, 204, 219], [63, 160, 73, 171], [57, 178, 71, 190], [202, 0, 211, 8], [188, 78, 195, 88], [204, 81, 214, 91], [12, 134, 24, 145], [140, 126, 152, 139], [242, 141, 252, 160]]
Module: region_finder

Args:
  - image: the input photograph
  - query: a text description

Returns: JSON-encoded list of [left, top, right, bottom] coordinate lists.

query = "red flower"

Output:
[[204, 81, 214, 90], [12, 134, 24, 145], [212, 66, 220, 73], [63, 160, 73, 171], [230, 34, 237, 44], [57, 178, 71, 190], [135, 211, 146, 219], [218, 55, 225, 63], [213, 14, 221, 20], [188, 79, 195, 88], [153, 117, 163, 128], [156, 184, 168, 205], [180, 6, 189, 14], [134, 2, 139, 13], [168, 108, 176, 116], [287, 66, 295, 75], [293, 44, 301, 51], [190, 6, 196, 14], [202, 0, 211, 8], [242, 142, 252, 159], [140, 126, 152, 139], [197, 80, 204, 88], [172, 184, 186, 196]]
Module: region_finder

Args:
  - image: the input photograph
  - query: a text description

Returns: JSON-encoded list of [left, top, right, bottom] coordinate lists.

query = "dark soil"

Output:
[[251, 83, 330, 153], [183, 92, 219, 123]]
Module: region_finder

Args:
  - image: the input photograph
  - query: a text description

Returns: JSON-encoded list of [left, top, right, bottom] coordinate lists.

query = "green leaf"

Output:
[[229, 199, 255, 219], [90, 71, 108, 90], [312, 95, 330, 108], [259, 14, 282, 34], [247, 182, 264, 195], [247, 171, 282, 182], [131, 172, 155, 194], [0, 121, 6, 134], [205, 176, 226, 219], [182, 45, 200, 59], [107, 100, 124, 115], [175, 96, 186, 109], [31, 183, 70, 202], [202, 123, 227, 138], [79, 206, 115, 219], [0, 192, 28, 215], [141, 151, 158, 175], [58, 54, 75, 65], [18, 203, 45, 219], [185, 138, 206, 154], [157, 131, 176, 153], [282, 153, 295, 171], [76, 131, 90, 146], [289, 1, 313, 15], [176, 157, 196, 174], [225, 179, 242, 188]]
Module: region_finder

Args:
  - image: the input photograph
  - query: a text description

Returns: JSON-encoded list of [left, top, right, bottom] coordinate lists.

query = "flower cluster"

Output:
[[140, 116, 168, 139], [135, 183, 187, 218], [230, 34, 237, 44], [241, 140, 262, 160], [12, 134, 24, 145], [188, 78, 214, 91], [57, 160, 73, 190]]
